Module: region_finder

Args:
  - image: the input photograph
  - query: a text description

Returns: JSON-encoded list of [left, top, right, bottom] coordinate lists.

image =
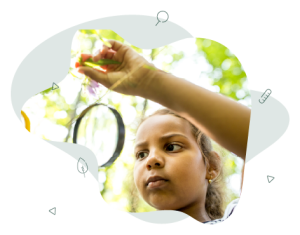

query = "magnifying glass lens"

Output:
[[75, 105, 123, 167]]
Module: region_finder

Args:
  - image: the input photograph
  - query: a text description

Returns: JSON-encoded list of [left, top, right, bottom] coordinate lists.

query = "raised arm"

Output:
[[78, 39, 249, 193], [144, 70, 251, 161]]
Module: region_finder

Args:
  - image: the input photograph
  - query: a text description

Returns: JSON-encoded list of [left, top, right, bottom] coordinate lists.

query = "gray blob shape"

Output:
[[129, 210, 188, 223]]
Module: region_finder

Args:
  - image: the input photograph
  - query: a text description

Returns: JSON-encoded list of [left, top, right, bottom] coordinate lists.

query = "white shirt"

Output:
[[203, 198, 239, 225]]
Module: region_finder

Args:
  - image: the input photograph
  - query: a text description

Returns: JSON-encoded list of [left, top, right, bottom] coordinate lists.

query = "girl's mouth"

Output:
[[147, 180, 168, 189]]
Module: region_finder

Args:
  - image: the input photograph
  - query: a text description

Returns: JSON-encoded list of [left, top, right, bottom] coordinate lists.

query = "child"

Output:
[[135, 108, 238, 223], [77, 40, 251, 224]]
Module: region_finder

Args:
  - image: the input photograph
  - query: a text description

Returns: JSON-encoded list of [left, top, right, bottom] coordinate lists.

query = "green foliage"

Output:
[[99, 30, 125, 43], [79, 29, 97, 35], [40, 87, 52, 96], [150, 48, 160, 58], [196, 38, 249, 101], [172, 52, 184, 62], [131, 45, 143, 53]]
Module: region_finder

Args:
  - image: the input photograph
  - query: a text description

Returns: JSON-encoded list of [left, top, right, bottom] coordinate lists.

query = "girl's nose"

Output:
[[146, 150, 164, 170]]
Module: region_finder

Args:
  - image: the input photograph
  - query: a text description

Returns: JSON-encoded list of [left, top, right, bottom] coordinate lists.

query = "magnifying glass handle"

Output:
[[156, 21, 160, 26]]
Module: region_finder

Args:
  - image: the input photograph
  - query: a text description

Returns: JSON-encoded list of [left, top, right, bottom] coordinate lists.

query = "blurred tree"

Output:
[[196, 38, 249, 103], [64, 87, 82, 142]]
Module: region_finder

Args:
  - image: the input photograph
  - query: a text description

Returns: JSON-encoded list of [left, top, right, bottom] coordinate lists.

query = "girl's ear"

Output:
[[206, 151, 221, 180], [210, 151, 221, 178], [212, 151, 221, 161], [212, 151, 221, 164]]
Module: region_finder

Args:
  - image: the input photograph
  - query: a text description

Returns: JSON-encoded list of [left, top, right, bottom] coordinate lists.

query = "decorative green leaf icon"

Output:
[[266, 175, 275, 183], [76, 158, 88, 178]]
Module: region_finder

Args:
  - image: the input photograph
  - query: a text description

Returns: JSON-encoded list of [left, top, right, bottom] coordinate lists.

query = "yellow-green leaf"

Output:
[[83, 58, 121, 67], [143, 64, 157, 71], [100, 38, 112, 48]]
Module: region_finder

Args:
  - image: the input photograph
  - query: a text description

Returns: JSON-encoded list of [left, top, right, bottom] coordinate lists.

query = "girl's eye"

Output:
[[137, 152, 149, 159], [136, 144, 181, 158], [166, 144, 182, 152]]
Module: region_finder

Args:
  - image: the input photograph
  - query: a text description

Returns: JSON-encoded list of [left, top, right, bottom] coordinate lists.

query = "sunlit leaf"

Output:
[[83, 58, 121, 68], [79, 30, 96, 35], [82, 30, 112, 48], [100, 38, 112, 48], [90, 29, 98, 35], [40, 87, 52, 95], [143, 64, 157, 71], [69, 70, 78, 78], [131, 45, 142, 53]]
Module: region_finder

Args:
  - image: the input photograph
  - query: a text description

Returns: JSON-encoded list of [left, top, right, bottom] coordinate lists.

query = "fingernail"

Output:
[[93, 49, 99, 57], [77, 68, 84, 74], [91, 50, 98, 61]]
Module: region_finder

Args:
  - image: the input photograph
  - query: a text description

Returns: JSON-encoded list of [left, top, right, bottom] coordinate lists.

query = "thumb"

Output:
[[77, 66, 87, 76], [77, 66, 111, 88], [106, 39, 122, 51]]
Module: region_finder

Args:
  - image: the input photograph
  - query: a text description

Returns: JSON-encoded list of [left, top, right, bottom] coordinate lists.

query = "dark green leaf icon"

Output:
[[266, 175, 275, 183], [77, 158, 88, 178], [48, 207, 56, 216]]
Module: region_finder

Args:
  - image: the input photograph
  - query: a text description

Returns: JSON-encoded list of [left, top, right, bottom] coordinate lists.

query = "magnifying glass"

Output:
[[73, 103, 125, 168], [156, 11, 169, 26]]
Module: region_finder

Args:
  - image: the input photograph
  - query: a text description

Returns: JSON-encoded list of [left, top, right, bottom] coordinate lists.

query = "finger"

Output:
[[107, 39, 124, 51], [77, 66, 111, 88], [100, 45, 109, 59], [93, 47, 116, 62], [93, 43, 108, 61], [99, 49, 116, 71], [92, 49, 101, 62], [100, 45, 111, 71], [106, 49, 116, 59], [93, 50, 102, 62], [92, 41, 119, 70], [100, 64, 108, 71], [81, 54, 93, 63], [98, 48, 115, 71]]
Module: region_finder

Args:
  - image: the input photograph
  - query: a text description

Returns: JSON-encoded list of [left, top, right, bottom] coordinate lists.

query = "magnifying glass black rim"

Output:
[[73, 103, 125, 168]]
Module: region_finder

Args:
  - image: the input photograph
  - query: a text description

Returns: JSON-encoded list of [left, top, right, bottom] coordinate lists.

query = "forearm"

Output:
[[143, 70, 251, 160]]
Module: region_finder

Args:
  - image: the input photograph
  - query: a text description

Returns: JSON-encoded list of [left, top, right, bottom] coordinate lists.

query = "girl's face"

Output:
[[133, 114, 209, 211]]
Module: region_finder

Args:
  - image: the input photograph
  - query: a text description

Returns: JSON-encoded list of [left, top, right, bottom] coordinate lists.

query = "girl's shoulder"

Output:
[[203, 198, 239, 225]]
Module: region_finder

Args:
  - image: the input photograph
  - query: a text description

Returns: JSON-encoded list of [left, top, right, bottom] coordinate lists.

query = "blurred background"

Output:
[[22, 29, 251, 213]]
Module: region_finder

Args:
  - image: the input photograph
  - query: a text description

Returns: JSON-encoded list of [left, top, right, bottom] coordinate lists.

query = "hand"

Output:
[[77, 40, 159, 97]]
